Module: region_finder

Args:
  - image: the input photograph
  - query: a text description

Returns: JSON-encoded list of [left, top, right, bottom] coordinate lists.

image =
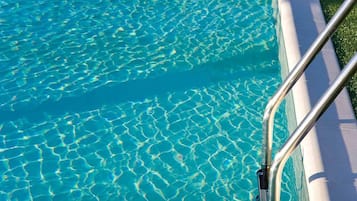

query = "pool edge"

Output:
[[277, 0, 357, 201]]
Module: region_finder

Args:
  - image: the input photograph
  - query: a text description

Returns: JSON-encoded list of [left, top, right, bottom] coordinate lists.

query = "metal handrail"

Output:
[[257, 0, 357, 200], [270, 53, 357, 200]]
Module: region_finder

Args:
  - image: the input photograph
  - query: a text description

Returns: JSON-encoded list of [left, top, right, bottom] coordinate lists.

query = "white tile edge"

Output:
[[278, 0, 331, 200]]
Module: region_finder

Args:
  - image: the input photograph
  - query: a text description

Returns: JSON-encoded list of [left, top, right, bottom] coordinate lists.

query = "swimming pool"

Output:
[[0, 0, 300, 200]]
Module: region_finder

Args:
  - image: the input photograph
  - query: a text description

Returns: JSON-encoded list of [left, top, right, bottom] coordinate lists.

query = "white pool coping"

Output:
[[278, 0, 357, 200]]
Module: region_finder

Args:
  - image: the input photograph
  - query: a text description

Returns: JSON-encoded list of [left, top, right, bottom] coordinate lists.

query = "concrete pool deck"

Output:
[[278, 0, 357, 200]]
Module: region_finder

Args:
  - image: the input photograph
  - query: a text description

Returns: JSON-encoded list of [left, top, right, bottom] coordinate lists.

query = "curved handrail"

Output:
[[257, 0, 357, 201], [269, 53, 357, 201], [260, 0, 356, 181]]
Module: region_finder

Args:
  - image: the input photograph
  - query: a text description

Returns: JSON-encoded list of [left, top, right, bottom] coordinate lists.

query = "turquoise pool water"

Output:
[[0, 0, 299, 200]]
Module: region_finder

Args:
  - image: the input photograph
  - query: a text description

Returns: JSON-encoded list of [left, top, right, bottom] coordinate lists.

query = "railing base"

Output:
[[256, 169, 269, 201]]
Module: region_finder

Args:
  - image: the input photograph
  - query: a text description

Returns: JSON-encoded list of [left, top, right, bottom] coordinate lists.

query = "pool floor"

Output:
[[0, 0, 299, 200]]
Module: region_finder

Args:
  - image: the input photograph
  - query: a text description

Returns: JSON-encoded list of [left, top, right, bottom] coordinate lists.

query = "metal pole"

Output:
[[269, 53, 357, 201], [261, 0, 356, 173]]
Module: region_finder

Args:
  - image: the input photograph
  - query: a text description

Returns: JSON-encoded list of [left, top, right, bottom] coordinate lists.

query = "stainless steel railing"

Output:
[[270, 53, 357, 201], [257, 0, 357, 200]]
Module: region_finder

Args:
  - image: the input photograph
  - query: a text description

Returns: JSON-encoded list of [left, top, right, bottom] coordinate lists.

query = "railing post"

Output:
[[269, 53, 357, 201], [261, 0, 356, 171], [256, 0, 357, 200]]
